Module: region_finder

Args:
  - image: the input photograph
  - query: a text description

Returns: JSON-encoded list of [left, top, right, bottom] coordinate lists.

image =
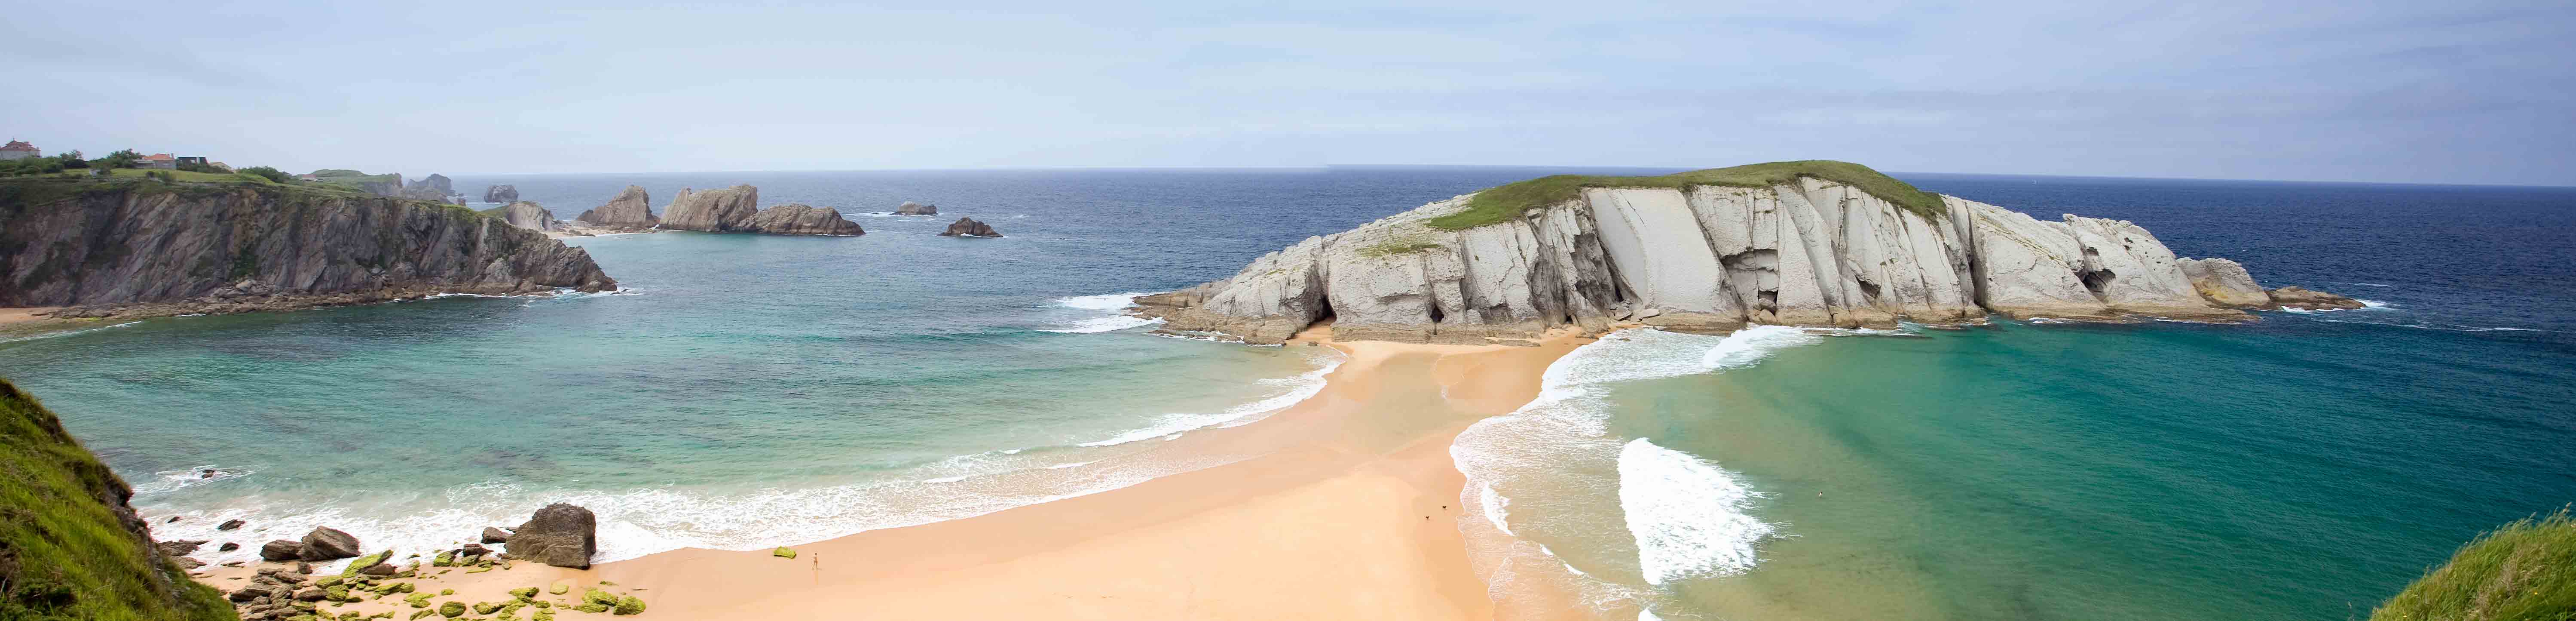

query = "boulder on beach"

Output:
[[505, 502, 598, 569], [481, 526, 512, 544], [300, 526, 362, 560], [259, 539, 306, 561], [938, 217, 1002, 238], [894, 201, 937, 215]]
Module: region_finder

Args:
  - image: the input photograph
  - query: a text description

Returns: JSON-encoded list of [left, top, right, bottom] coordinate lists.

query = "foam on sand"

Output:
[[1076, 349, 1344, 446]]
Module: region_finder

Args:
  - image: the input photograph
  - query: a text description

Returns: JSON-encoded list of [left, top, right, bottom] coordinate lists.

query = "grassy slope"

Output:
[[2370, 510, 2576, 621], [1424, 160, 1946, 230], [0, 378, 237, 621]]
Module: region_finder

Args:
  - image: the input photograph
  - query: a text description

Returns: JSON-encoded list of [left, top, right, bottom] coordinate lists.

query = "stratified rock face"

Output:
[[505, 503, 597, 569], [938, 217, 1001, 237], [1141, 178, 2271, 344], [2267, 285, 2366, 310], [0, 379, 237, 619], [658, 184, 761, 232], [2179, 258, 2272, 307], [484, 184, 518, 203], [740, 203, 865, 235], [492, 201, 566, 233], [574, 185, 658, 229], [894, 201, 937, 215], [0, 184, 618, 316]]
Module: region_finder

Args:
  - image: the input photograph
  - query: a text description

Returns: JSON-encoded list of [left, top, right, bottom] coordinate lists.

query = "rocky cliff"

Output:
[[401, 173, 456, 201], [483, 184, 517, 203], [660, 185, 866, 235], [574, 185, 658, 230], [1139, 161, 2331, 344], [0, 180, 617, 317], [1, 378, 236, 621]]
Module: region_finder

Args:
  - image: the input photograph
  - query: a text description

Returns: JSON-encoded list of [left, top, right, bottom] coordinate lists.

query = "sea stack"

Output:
[[938, 217, 1001, 237], [483, 184, 518, 203], [741, 203, 866, 235], [1134, 160, 2349, 345], [489, 201, 570, 234], [575, 185, 659, 230], [659, 184, 868, 235], [895, 201, 938, 215]]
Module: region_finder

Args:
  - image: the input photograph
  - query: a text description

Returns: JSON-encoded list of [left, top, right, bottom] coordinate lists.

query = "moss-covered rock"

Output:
[[533, 609, 556, 621], [405, 591, 434, 608], [324, 584, 352, 601], [509, 587, 539, 599], [772, 546, 797, 559], [342, 550, 393, 578], [473, 601, 504, 614], [437, 600, 466, 618], [409, 608, 437, 620], [612, 595, 646, 615], [548, 580, 571, 595], [432, 551, 454, 567], [582, 589, 619, 607]]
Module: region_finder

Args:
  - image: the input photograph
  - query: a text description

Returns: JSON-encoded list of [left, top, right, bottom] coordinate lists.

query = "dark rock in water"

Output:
[[938, 217, 1002, 238], [219, 541, 240, 552], [167, 516, 181, 523], [740, 203, 866, 235], [259, 539, 307, 561], [220, 519, 247, 531], [481, 527, 512, 544], [894, 201, 937, 215], [299, 526, 361, 560], [505, 503, 597, 569], [157, 539, 208, 556], [484, 184, 519, 203], [2265, 285, 2365, 310]]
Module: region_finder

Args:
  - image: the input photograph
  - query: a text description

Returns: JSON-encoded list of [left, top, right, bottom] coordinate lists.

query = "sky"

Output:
[[4, 1, 2570, 185]]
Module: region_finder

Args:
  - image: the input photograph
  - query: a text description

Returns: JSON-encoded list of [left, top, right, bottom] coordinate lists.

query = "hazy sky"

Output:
[[6, 1, 2569, 184]]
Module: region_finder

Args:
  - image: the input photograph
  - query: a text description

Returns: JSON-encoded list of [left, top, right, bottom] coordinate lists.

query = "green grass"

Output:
[[0, 378, 238, 621], [101, 169, 279, 184], [1357, 237, 1444, 258], [2369, 509, 2576, 621], [1423, 160, 1946, 230]]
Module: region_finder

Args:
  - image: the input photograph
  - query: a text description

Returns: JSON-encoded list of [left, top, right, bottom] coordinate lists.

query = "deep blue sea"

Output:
[[1, 167, 2568, 620]]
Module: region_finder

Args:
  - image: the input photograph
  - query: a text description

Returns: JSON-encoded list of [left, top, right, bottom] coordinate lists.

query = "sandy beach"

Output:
[[193, 326, 1589, 620]]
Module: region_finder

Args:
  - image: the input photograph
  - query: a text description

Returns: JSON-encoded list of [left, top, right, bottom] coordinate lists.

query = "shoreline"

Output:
[[191, 326, 1592, 619]]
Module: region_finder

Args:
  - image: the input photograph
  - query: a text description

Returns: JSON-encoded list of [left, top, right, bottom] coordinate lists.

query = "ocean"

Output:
[[3, 167, 2570, 620]]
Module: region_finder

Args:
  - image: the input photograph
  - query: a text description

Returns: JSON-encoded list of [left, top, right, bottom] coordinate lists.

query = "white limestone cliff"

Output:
[[1140, 177, 2292, 345]]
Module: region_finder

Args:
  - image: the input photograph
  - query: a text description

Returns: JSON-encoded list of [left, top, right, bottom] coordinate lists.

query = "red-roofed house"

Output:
[[137, 153, 178, 169], [0, 141, 38, 161]]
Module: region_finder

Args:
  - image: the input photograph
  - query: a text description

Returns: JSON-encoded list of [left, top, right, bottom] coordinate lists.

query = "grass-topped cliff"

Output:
[[1425, 160, 1946, 230], [2368, 510, 2576, 621], [1, 378, 237, 621]]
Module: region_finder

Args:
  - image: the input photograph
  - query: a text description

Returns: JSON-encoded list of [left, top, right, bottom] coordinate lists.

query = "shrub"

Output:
[[239, 166, 291, 183]]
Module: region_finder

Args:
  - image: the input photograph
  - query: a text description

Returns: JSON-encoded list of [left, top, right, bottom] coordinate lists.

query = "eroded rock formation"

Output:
[[742, 203, 866, 235], [895, 201, 937, 215], [938, 217, 1000, 237], [1, 184, 617, 318], [1138, 166, 2340, 344], [483, 184, 518, 203], [659, 185, 865, 235], [489, 201, 569, 234], [574, 185, 658, 230], [401, 173, 457, 201]]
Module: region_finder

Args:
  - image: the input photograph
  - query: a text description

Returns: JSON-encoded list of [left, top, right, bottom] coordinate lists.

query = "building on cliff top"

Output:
[[136, 153, 178, 169], [0, 140, 37, 160]]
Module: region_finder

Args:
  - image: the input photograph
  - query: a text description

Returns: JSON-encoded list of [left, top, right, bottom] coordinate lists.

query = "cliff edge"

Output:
[[0, 178, 617, 317], [1140, 160, 2334, 344], [1, 378, 237, 620]]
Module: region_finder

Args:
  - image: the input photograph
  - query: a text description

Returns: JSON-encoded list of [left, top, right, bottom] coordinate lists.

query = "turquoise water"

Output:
[[3, 169, 2570, 620]]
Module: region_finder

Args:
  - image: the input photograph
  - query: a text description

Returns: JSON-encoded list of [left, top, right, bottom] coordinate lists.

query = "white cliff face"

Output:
[[1145, 179, 2267, 344]]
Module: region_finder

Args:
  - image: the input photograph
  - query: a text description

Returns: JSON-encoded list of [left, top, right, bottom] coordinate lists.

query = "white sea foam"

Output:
[[0, 320, 141, 344], [1617, 438, 1774, 585], [1478, 484, 1514, 536], [1042, 315, 1163, 334], [1075, 350, 1344, 447], [1041, 292, 1167, 333], [1045, 461, 1097, 470], [131, 464, 251, 495], [1055, 292, 1154, 310]]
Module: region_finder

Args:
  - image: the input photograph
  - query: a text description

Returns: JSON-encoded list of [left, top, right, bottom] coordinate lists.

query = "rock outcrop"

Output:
[[0, 378, 237, 619], [297, 527, 361, 560], [894, 201, 937, 215], [658, 184, 762, 231], [2266, 286, 2366, 310], [0, 181, 618, 318], [659, 184, 866, 235], [400, 173, 457, 201], [1138, 162, 2332, 344], [488, 201, 569, 234], [938, 217, 1001, 237], [483, 184, 518, 203], [574, 185, 658, 230], [505, 503, 597, 569], [2178, 258, 2272, 307]]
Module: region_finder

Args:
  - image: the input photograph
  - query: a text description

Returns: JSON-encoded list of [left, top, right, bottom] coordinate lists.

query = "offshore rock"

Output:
[[2266, 286, 2365, 310], [483, 184, 518, 203], [574, 185, 658, 230], [894, 201, 937, 215], [658, 184, 762, 232], [938, 217, 1001, 237], [1140, 169, 2291, 344], [740, 203, 865, 235], [2, 184, 617, 318], [505, 503, 597, 569], [401, 173, 457, 201]]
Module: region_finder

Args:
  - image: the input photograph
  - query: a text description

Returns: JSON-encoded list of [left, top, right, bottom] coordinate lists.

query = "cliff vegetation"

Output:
[[2369, 509, 2576, 621], [1425, 160, 1946, 230], [0, 378, 237, 621]]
